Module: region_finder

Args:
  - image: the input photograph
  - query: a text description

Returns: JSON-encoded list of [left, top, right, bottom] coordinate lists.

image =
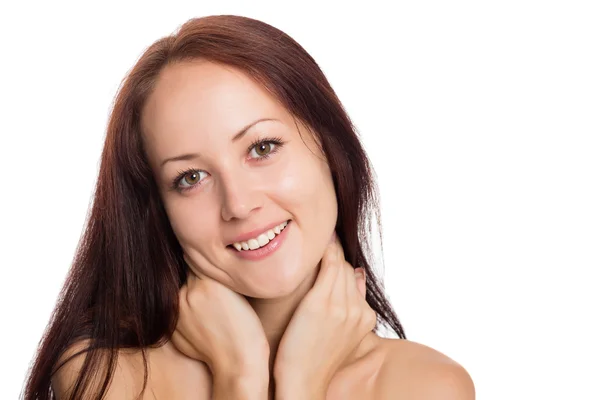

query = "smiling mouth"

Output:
[[227, 220, 291, 252]]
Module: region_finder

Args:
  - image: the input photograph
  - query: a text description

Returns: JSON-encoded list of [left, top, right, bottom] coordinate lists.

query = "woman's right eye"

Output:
[[172, 169, 208, 192]]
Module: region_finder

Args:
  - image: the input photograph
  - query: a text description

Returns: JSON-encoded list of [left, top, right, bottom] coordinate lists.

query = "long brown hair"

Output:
[[22, 14, 405, 399]]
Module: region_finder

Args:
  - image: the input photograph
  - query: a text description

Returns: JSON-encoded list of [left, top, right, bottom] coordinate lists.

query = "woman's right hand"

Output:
[[170, 254, 270, 378]]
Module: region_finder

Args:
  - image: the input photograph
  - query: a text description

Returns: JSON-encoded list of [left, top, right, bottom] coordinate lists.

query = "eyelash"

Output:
[[170, 136, 284, 193]]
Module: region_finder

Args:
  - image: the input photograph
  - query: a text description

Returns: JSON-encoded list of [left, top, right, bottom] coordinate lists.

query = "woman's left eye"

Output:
[[249, 140, 280, 159]]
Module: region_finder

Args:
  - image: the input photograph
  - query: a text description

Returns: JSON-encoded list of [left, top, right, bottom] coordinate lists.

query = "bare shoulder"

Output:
[[52, 338, 212, 399], [374, 338, 475, 400]]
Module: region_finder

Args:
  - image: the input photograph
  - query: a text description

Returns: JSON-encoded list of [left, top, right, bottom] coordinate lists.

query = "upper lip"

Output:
[[228, 219, 290, 245]]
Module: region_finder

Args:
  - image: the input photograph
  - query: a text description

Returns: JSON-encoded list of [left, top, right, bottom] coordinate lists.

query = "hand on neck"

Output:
[[245, 263, 380, 378], [246, 262, 321, 371]]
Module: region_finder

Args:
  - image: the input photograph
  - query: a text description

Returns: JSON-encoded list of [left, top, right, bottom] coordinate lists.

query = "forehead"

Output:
[[141, 60, 289, 160]]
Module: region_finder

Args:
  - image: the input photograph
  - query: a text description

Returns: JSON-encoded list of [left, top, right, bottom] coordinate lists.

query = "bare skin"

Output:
[[53, 333, 474, 399], [53, 60, 474, 399]]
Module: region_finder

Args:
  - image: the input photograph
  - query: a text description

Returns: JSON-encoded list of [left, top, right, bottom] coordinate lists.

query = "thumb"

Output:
[[354, 268, 366, 298]]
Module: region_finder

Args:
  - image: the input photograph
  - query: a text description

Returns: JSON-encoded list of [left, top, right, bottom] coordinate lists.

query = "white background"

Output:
[[1, 1, 598, 399]]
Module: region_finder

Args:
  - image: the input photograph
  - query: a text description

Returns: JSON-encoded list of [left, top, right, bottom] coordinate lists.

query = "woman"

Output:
[[23, 15, 474, 399]]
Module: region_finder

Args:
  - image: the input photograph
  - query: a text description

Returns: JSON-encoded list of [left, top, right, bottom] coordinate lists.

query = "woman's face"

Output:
[[141, 60, 338, 298]]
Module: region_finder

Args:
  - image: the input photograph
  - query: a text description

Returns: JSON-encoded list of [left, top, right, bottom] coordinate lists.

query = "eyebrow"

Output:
[[159, 118, 278, 168]]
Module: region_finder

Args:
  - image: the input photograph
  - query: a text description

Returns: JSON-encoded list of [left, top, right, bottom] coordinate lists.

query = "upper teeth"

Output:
[[233, 221, 289, 251]]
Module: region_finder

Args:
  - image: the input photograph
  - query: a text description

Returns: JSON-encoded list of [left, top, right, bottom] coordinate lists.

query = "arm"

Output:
[[212, 367, 269, 400], [274, 377, 326, 400]]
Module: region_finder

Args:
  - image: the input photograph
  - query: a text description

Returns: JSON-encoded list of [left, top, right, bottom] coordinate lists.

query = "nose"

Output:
[[219, 172, 262, 221]]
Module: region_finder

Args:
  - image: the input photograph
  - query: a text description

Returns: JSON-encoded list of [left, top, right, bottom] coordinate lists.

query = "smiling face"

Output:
[[141, 60, 338, 298]]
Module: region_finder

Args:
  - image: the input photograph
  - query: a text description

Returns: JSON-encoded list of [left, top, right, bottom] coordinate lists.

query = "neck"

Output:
[[245, 265, 320, 400], [245, 263, 381, 398], [246, 264, 320, 372]]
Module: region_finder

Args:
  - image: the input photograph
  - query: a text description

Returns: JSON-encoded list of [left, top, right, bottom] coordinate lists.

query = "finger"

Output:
[[170, 329, 198, 360], [313, 240, 341, 293], [344, 262, 359, 310], [346, 265, 361, 303], [329, 243, 347, 306], [335, 234, 345, 261], [358, 306, 378, 334], [354, 268, 366, 299]]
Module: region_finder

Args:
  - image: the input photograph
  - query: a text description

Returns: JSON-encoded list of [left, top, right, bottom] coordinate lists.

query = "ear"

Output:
[[355, 268, 366, 298]]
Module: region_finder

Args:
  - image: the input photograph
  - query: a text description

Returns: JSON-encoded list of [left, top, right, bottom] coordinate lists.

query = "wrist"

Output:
[[213, 368, 269, 400], [210, 347, 270, 378], [274, 372, 327, 400]]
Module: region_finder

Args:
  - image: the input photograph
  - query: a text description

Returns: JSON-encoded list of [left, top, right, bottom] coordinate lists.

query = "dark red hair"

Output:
[[23, 14, 405, 399]]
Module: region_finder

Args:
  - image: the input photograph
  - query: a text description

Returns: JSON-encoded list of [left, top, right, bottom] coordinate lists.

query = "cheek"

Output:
[[162, 196, 219, 249], [268, 154, 335, 211], [267, 154, 338, 248]]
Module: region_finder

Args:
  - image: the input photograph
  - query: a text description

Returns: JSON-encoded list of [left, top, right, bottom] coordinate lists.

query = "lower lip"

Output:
[[228, 221, 291, 261]]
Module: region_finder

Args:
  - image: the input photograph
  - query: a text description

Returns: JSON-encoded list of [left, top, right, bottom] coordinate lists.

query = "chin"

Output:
[[242, 259, 315, 299]]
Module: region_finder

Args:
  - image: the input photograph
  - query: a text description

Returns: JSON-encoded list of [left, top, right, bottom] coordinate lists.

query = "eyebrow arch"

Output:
[[160, 117, 278, 168]]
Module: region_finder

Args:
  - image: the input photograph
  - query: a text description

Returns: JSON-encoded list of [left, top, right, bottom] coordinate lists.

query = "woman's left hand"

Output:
[[273, 235, 377, 398]]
